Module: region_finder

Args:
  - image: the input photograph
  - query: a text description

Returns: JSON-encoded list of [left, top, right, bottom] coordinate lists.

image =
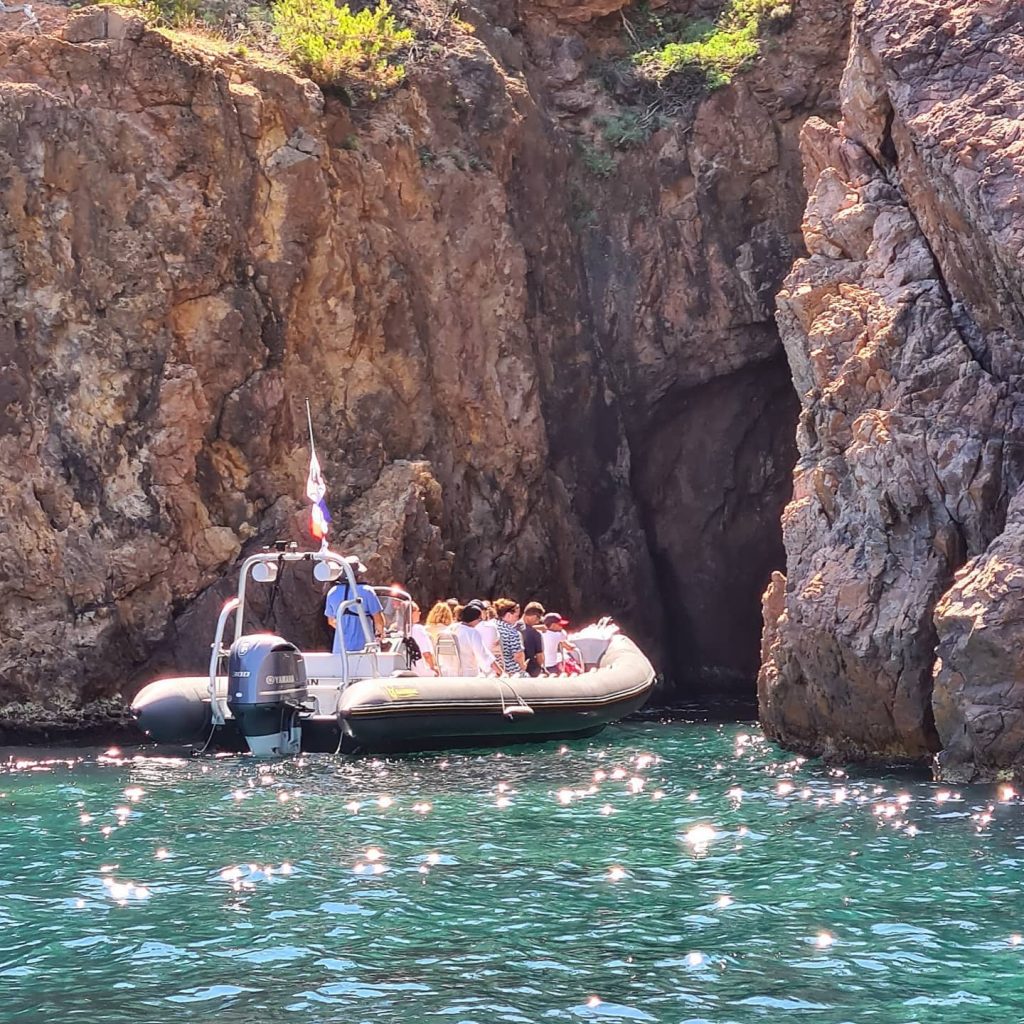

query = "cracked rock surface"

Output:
[[0, 0, 849, 716], [760, 0, 1024, 779]]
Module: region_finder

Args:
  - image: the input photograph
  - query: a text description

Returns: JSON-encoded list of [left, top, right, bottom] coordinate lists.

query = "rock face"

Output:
[[522, 0, 851, 682], [760, 0, 1024, 777], [0, 0, 850, 717]]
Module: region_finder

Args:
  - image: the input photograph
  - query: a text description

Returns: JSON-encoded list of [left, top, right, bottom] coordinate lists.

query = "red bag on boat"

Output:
[[562, 648, 583, 675]]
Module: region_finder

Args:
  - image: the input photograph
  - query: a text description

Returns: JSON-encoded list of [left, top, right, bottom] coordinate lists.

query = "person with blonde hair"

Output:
[[424, 600, 454, 639]]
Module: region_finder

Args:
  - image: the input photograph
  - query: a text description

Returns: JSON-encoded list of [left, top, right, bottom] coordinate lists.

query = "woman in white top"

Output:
[[451, 605, 503, 676], [409, 602, 439, 677]]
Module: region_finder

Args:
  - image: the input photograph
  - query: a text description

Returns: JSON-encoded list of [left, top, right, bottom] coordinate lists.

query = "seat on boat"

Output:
[[434, 633, 463, 676]]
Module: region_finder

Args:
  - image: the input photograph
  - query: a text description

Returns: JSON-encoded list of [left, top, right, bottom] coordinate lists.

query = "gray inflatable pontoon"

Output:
[[131, 546, 656, 757], [336, 634, 654, 753]]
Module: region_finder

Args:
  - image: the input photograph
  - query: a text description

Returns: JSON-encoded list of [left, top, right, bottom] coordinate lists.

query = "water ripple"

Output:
[[3, 722, 1024, 1021]]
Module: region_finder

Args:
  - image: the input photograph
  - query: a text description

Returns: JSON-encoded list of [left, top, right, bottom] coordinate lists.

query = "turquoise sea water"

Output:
[[3, 717, 1024, 1024]]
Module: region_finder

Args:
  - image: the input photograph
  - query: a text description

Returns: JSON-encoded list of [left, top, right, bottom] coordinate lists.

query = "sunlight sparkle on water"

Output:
[[11, 719, 1024, 1022], [684, 825, 715, 855]]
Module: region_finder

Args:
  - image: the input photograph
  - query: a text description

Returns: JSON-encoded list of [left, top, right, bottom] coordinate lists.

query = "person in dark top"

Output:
[[519, 601, 546, 677]]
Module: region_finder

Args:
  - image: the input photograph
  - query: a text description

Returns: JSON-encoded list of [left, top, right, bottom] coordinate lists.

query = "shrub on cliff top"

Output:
[[271, 0, 413, 91], [632, 0, 791, 90]]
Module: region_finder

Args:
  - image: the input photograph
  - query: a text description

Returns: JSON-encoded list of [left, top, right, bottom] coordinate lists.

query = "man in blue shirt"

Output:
[[324, 557, 385, 654]]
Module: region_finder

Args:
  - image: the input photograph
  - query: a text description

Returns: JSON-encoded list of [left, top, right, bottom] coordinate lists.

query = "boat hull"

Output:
[[131, 635, 655, 755]]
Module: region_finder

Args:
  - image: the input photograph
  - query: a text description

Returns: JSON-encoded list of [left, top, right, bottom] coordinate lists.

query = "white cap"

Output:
[[344, 555, 368, 573]]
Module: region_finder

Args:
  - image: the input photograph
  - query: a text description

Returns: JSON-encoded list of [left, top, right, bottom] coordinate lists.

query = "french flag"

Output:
[[306, 450, 332, 542]]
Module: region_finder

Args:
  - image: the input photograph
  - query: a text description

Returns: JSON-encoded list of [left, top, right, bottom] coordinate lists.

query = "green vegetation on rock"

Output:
[[631, 0, 791, 90], [270, 0, 413, 90], [579, 142, 615, 177], [598, 108, 667, 149], [117, 0, 416, 94]]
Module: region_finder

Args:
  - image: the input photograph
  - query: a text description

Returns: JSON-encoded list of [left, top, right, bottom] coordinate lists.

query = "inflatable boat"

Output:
[[131, 546, 656, 757]]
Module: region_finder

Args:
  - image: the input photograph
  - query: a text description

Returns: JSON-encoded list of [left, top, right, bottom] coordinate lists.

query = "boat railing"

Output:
[[333, 597, 383, 689], [233, 544, 378, 651], [208, 597, 240, 725], [225, 543, 384, 696]]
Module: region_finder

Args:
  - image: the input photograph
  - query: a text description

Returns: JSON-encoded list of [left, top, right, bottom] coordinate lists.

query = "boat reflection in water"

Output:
[[131, 545, 656, 757]]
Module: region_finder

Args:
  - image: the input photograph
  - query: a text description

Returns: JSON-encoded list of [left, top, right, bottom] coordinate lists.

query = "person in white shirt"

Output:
[[475, 603, 500, 662], [452, 605, 503, 676], [542, 612, 570, 674], [409, 602, 439, 677]]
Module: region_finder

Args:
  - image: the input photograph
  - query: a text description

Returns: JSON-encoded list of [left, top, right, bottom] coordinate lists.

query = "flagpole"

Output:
[[305, 397, 316, 458]]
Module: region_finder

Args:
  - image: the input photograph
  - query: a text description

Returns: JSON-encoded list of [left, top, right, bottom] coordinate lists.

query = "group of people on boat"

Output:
[[324, 557, 580, 679]]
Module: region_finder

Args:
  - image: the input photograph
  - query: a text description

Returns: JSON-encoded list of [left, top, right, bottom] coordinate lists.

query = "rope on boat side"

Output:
[[497, 676, 534, 718]]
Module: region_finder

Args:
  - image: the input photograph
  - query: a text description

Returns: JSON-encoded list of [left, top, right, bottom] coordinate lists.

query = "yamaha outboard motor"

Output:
[[227, 634, 308, 756]]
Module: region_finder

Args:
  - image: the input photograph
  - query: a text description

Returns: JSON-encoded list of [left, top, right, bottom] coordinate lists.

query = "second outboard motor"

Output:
[[227, 634, 308, 757]]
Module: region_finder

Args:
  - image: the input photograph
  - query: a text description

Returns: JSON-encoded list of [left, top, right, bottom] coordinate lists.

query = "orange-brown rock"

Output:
[[761, 0, 1024, 776], [0, 0, 850, 719]]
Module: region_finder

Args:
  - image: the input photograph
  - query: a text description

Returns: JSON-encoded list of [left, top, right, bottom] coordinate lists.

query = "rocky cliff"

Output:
[[0, 0, 850, 722], [760, 0, 1024, 780]]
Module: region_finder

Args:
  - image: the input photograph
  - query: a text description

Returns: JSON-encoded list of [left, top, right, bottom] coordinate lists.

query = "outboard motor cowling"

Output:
[[227, 634, 308, 756]]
